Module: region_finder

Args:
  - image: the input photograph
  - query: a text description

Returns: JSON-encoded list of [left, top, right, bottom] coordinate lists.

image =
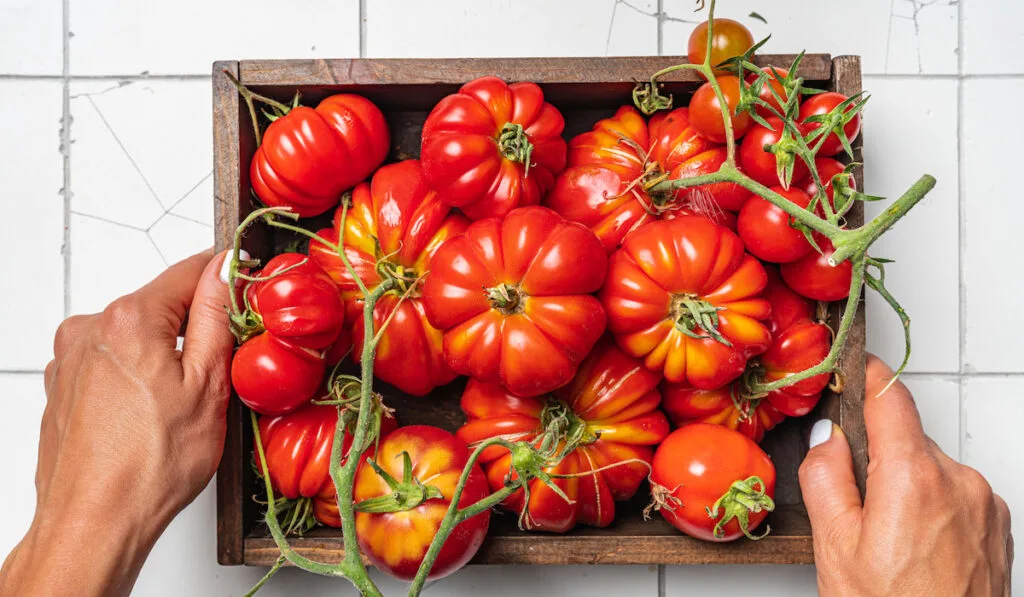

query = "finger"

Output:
[[864, 353, 928, 463], [181, 250, 236, 385], [44, 360, 56, 397], [799, 420, 862, 552], [133, 249, 217, 348]]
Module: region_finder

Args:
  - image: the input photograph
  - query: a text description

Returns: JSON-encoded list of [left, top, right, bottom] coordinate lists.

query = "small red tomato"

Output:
[[760, 321, 832, 417], [747, 67, 795, 120], [669, 147, 749, 212], [737, 186, 814, 263], [739, 118, 809, 188], [689, 77, 752, 143], [231, 333, 325, 416], [687, 18, 755, 75], [246, 253, 345, 349], [662, 382, 786, 443], [802, 157, 856, 208], [780, 239, 853, 301], [651, 423, 776, 542], [762, 265, 815, 336], [799, 92, 862, 157]]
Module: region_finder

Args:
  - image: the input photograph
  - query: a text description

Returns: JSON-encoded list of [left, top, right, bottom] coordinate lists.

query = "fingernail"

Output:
[[809, 419, 834, 449], [219, 250, 250, 284]]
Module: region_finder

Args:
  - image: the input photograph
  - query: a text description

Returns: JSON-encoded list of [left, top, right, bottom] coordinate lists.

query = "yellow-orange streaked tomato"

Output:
[[662, 382, 786, 443]]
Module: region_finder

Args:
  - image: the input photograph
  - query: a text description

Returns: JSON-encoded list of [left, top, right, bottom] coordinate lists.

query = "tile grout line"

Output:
[[956, 0, 967, 464], [359, 0, 367, 58], [60, 0, 71, 318], [657, 561, 666, 597]]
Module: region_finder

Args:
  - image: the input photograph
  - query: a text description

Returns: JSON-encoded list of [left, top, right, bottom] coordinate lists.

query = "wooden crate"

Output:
[[213, 55, 866, 567]]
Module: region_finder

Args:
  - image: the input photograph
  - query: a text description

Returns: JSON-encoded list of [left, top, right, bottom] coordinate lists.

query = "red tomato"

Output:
[[251, 95, 389, 217], [354, 426, 490, 581], [600, 216, 771, 388], [739, 118, 809, 188], [747, 67, 795, 120], [457, 338, 670, 532], [689, 77, 752, 143], [421, 76, 567, 220], [661, 382, 786, 443], [422, 206, 608, 397], [799, 92, 862, 157], [762, 266, 815, 336], [309, 160, 467, 396], [801, 157, 856, 207], [256, 404, 398, 528], [246, 253, 344, 349], [737, 186, 814, 263], [760, 321, 831, 416], [231, 333, 325, 416], [687, 18, 755, 75], [667, 147, 749, 212], [780, 239, 853, 302], [651, 423, 776, 541]]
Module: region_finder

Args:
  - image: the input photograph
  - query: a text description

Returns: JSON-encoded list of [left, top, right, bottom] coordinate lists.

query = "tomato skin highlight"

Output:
[[247, 253, 345, 350], [354, 426, 490, 581], [780, 239, 853, 302], [689, 76, 752, 143], [251, 95, 389, 217], [737, 186, 814, 264], [799, 92, 862, 157], [687, 18, 755, 76], [231, 333, 325, 416], [739, 118, 809, 188], [421, 76, 567, 220]]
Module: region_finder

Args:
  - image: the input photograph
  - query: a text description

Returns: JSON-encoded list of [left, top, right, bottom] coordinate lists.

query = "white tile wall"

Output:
[[2, 0, 1019, 595]]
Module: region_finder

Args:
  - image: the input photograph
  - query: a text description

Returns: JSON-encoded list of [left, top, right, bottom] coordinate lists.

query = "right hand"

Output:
[[800, 355, 1013, 596]]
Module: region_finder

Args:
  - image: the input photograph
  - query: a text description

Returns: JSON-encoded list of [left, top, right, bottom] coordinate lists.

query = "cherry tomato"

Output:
[[801, 157, 856, 208], [661, 382, 786, 443], [737, 186, 814, 263], [738, 118, 809, 188], [689, 77, 752, 143], [600, 216, 771, 388], [457, 338, 670, 532], [246, 253, 344, 349], [762, 265, 815, 336], [231, 333, 325, 416], [422, 206, 608, 397], [780, 238, 853, 301], [687, 18, 755, 75], [747, 67, 795, 120], [799, 92, 862, 157], [760, 321, 832, 417], [421, 76, 567, 220], [668, 147, 749, 212], [354, 426, 490, 581], [651, 423, 776, 541], [251, 95, 389, 217]]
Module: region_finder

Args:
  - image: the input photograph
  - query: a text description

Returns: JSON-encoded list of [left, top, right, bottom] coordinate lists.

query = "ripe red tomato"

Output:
[[739, 118, 809, 188], [747, 67, 794, 120], [457, 338, 670, 532], [600, 216, 771, 388], [421, 76, 567, 220], [689, 77, 752, 143], [762, 266, 815, 336], [780, 238, 853, 302], [687, 18, 755, 75], [667, 147, 749, 212], [246, 253, 344, 349], [799, 92, 862, 157], [760, 321, 831, 417], [231, 333, 325, 416], [737, 186, 814, 263], [251, 95, 389, 217], [651, 423, 776, 541], [354, 425, 490, 581], [662, 382, 786, 443], [309, 160, 467, 396], [422, 206, 608, 397], [801, 157, 856, 207]]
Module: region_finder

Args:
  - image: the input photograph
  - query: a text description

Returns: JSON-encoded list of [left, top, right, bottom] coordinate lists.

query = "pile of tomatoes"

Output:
[[227, 17, 862, 581]]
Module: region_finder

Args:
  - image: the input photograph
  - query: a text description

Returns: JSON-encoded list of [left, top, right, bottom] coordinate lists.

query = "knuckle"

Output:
[[101, 295, 145, 335], [959, 465, 994, 502], [54, 315, 89, 353]]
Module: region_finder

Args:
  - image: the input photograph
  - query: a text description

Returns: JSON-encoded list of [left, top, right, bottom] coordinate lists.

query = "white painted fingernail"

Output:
[[809, 419, 834, 449], [219, 250, 250, 284]]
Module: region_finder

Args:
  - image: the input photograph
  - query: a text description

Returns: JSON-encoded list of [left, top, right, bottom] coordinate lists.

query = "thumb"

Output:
[[799, 419, 862, 550], [181, 249, 236, 385]]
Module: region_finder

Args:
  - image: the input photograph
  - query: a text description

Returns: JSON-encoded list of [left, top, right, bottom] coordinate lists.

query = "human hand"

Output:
[[800, 355, 1013, 596], [0, 249, 235, 597]]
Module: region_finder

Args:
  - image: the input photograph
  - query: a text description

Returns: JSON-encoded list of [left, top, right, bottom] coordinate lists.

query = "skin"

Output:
[[0, 250, 1012, 595]]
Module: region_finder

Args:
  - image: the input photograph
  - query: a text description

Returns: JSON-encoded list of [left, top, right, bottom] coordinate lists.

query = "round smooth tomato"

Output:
[[421, 76, 567, 220], [762, 265, 815, 336], [739, 118, 809, 188], [687, 18, 755, 75], [802, 157, 856, 208], [251, 95, 389, 217], [600, 216, 771, 389], [457, 338, 670, 532], [668, 147, 749, 212], [231, 333, 325, 416], [651, 423, 776, 541], [759, 321, 832, 417], [747, 67, 795, 120], [662, 381, 786, 443], [354, 426, 490, 581], [309, 160, 467, 396], [245, 253, 344, 349], [689, 77, 752, 143], [799, 92, 862, 157], [422, 206, 607, 397], [780, 238, 853, 302], [737, 186, 814, 263]]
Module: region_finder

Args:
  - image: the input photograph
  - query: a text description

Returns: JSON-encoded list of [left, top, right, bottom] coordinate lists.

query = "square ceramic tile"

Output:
[[963, 375, 1023, 585], [963, 0, 1024, 74], [661, 0, 958, 74], [861, 77, 959, 374], [0, 374, 45, 557], [963, 79, 1023, 372], [0, 81, 64, 371], [366, 0, 658, 57], [0, 0, 62, 75], [902, 375, 961, 459], [665, 565, 818, 595], [69, 0, 359, 75], [420, 564, 658, 596]]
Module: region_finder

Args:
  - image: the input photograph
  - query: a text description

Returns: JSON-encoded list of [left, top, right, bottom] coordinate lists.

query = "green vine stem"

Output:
[[242, 555, 286, 597]]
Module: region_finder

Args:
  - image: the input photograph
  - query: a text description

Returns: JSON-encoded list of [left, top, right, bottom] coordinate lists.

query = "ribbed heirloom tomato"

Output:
[[422, 206, 607, 397], [457, 339, 670, 532], [231, 333, 325, 416], [662, 382, 785, 443], [353, 426, 490, 581], [309, 160, 467, 396], [251, 94, 389, 217], [600, 215, 771, 389], [421, 76, 567, 220]]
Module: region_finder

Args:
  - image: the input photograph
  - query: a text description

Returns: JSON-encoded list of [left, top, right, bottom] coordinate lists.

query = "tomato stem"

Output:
[[486, 283, 524, 313], [497, 122, 534, 176], [706, 475, 775, 540], [672, 293, 732, 346]]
